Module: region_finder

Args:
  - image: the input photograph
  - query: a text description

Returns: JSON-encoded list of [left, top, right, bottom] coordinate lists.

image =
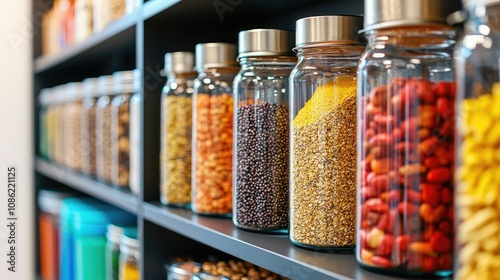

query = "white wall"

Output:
[[0, 0, 34, 279]]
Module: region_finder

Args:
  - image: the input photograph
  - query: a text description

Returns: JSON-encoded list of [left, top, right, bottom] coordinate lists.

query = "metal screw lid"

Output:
[[164, 52, 195, 74], [82, 77, 99, 98], [237, 29, 294, 59], [97, 75, 114, 96], [106, 224, 125, 244], [363, 0, 461, 32], [195, 43, 238, 70], [113, 69, 140, 94], [295, 15, 364, 47], [66, 82, 85, 100]]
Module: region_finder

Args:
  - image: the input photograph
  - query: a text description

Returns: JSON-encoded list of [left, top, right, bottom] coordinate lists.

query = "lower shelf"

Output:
[[35, 158, 139, 214], [143, 202, 403, 280]]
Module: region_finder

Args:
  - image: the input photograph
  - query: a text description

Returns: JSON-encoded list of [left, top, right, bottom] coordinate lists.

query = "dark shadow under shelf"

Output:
[[35, 158, 139, 214], [143, 202, 407, 280]]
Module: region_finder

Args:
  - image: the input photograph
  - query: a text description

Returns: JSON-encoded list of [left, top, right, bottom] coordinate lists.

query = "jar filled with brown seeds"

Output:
[[81, 77, 100, 177], [160, 52, 196, 207], [63, 82, 85, 171], [96, 75, 115, 183]]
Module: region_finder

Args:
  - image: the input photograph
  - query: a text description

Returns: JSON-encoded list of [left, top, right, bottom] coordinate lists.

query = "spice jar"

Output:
[[289, 15, 364, 251], [233, 29, 295, 232], [192, 43, 239, 216], [64, 82, 84, 171], [165, 261, 201, 280], [111, 70, 139, 189], [160, 52, 196, 207], [455, 0, 500, 279], [356, 0, 458, 276], [96, 75, 115, 183], [39, 88, 51, 160], [81, 77, 99, 177], [106, 224, 125, 280], [119, 229, 140, 280]]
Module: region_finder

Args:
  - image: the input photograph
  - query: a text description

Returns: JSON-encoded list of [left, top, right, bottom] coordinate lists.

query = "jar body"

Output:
[[46, 104, 57, 161], [96, 94, 114, 183], [39, 103, 49, 159], [106, 240, 120, 280], [289, 46, 362, 251], [356, 27, 456, 275], [119, 246, 140, 280], [129, 92, 141, 196], [160, 74, 195, 207], [192, 68, 239, 216], [81, 96, 98, 176], [64, 99, 83, 171], [455, 4, 500, 279], [111, 92, 132, 189], [54, 103, 66, 166], [233, 57, 294, 232]]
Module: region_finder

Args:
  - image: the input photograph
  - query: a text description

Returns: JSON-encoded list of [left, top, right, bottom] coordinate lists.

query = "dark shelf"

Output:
[[143, 202, 402, 280], [143, 0, 180, 20], [35, 158, 139, 214], [34, 11, 137, 74]]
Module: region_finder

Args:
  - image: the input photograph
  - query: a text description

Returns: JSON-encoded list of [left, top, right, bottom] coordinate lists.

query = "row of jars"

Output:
[[39, 69, 141, 193], [39, 0, 500, 277]]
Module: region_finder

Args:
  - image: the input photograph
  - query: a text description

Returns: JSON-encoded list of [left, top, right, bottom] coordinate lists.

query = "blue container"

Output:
[[59, 197, 136, 280]]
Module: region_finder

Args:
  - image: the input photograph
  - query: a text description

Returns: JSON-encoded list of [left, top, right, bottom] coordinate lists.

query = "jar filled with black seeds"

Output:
[[233, 29, 296, 232]]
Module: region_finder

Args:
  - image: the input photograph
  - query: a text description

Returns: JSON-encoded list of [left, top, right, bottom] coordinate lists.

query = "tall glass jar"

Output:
[[106, 224, 124, 280], [119, 232, 140, 280], [129, 72, 142, 197], [455, 1, 500, 279], [111, 70, 140, 190], [81, 77, 99, 177], [96, 75, 115, 183], [160, 52, 196, 207], [356, 0, 458, 276], [289, 15, 365, 251], [192, 43, 239, 216], [46, 88, 58, 162], [39, 88, 51, 160], [233, 29, 295, 232], [64, 82, 84, 171], [53, 85, 67, 166]]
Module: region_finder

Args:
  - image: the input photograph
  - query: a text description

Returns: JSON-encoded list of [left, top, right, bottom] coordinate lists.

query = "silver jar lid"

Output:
[[363, 0, 460, 32], [97, 75, 114, 96], [106, 224, 125, 244], [82, 77, 99, 98], [164, 52, 195, 74], [295, 15, 364, 47], [113, 69, 140, 94], [195, 43, 238, 70], [237, 29, 294, 59]]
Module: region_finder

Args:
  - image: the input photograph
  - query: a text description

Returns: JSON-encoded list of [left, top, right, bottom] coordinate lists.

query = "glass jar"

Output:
[[119, 232, 140, 280], [96, 75, 115, 183], [39, 88, 51, 159], [356, 0, 458, 276], [165, 261, 200, 280], [455, 1, 500, 279], [233, 29, 295, 232], [111, 70, 139, 190], [289, 15, 365, 251], [106, 224, 125, 280], [81, 77, 99, 177], [192, 43, 239, 216], [46, 88, 58, 162], [160, 52, 196, 207], [64, 82, 84, 171], [129, 73, 142, 196], [53, 85, 67, 166], [74, 0, 93, 43]]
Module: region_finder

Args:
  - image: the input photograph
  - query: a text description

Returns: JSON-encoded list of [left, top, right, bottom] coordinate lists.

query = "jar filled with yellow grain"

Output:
[[455, 0, 500, 279], [160, 52, 196, 207], [96, 75, 115, 183], [356, 0, 459, 276], [192, 43, 239, 216], [119, 231, 140, 280], [289, 15, 365, 251], [111, 70, 140, 190], [233, 29, 296, 233]]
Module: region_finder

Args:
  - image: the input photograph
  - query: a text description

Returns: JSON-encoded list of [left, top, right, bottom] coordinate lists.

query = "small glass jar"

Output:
[[356, 0, 458, 276], [96, 75, 115, 183], [39, 88, 51, 159], [455, 1, 500, 279], [111, 70, 140, 190], [165, 261, 201, 280], [63, 82, 84, 171], [289, 15, 365, 251], [192, 43, 239, 216], [233, 29, 295, 232], [119, 232, 140, 280], [106, 224, 125, 280], [81, 78, 100, 177], [160, 52, 196, 207]]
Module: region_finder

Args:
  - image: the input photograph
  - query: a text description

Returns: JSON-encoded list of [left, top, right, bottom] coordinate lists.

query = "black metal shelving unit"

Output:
[[32, 1, 448, 279]]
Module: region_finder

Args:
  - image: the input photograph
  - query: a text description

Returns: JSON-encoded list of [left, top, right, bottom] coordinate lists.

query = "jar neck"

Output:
[[238, 56, 296, 69], [166, 72, 197, 83], [364, 26, 456, 49], [467, 3, 500, 33], [295, 45, 365, 59]]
